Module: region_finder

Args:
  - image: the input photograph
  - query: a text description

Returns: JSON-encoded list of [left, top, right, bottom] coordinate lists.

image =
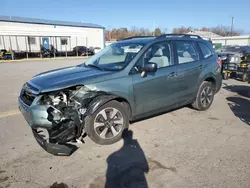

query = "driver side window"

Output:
[[133, 41, 173, 73]]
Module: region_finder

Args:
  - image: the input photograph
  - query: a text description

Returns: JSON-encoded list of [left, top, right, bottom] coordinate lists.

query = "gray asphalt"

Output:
[[0, 59, 250, 188]]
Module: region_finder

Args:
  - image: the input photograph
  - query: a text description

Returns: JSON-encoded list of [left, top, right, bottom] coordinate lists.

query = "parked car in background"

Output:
[[73, 46, 94, 56], [0, 49, 13, 60], [18, 34, 222, 156], [88, 46, 102, 55], [217, 45, 250, 80], [94, 47, 101, 54], [248, 64, 250, 84]]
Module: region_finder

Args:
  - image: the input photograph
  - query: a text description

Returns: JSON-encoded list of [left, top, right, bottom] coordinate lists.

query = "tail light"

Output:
[[217, 58, 222, 68]]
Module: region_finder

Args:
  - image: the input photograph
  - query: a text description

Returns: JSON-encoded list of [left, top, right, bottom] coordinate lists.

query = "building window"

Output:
[[61, 38, 68, 45], [28, 37, 36, 45], [0, 37, 2, 45]]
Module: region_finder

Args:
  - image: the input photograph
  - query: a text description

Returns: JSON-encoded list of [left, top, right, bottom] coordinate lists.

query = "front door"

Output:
[[131, 41, 180, 116]]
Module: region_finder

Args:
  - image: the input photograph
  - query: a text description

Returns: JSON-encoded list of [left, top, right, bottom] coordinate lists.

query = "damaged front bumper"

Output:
[[18, 97, 78, 156], [32, 128, 77, 156]]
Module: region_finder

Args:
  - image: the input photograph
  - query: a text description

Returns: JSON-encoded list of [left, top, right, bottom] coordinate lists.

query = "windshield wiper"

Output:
[[84, 63, 103, 71]]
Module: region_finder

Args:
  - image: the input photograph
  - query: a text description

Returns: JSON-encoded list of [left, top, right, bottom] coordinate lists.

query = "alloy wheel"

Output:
[[94, 107, 124, 139], [200, 86, 213, 108]]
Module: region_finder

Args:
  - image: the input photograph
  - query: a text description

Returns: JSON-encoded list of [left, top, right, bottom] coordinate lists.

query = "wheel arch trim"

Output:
[[86, 94, 133, 120]]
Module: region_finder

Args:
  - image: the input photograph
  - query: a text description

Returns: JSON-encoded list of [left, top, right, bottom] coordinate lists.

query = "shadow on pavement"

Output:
[[223, 83, 250, 98], [105, 129, 149, 188], [227, 96, 250, 126]]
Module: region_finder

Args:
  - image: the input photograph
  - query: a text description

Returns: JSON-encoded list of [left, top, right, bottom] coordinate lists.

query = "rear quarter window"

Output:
[[198, 42, 214, 59]]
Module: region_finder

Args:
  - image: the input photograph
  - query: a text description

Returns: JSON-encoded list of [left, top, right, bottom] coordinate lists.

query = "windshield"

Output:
[[220, 46, 242, 53], [83, 42, 145, 71]]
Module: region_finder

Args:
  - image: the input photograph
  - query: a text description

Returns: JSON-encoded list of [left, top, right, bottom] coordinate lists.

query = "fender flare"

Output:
[[86, 94, 119, 116]]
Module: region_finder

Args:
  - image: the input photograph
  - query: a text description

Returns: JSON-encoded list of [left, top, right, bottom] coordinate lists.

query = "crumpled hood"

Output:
[[29, 65, 112, 93]]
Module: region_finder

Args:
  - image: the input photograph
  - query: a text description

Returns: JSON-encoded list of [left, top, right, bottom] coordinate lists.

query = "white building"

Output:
[[187, 30, 221, 40], [0, 15, 105, 53], [187, 30, 250, 47], [211, 35, 250, 46]]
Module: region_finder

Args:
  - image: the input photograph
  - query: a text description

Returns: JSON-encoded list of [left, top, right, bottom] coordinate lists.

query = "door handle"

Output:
[[168, 72, 177, 77], [199, 64, 204, 70]]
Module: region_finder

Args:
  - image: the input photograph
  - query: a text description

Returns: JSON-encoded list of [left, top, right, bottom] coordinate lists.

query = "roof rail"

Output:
[[156, 34, 202, 40], [118, 36, 154, 41]]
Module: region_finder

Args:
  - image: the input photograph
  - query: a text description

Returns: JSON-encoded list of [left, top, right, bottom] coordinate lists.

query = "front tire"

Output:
[[192, 81, 215, 111], [85, 100, 129, 145]]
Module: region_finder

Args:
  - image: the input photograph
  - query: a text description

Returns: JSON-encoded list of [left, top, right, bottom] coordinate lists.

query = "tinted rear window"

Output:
[[198, 42, 214, 59]]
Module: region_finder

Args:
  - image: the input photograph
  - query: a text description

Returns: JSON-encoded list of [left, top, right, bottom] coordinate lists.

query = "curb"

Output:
[[0, 56, 89, 63]]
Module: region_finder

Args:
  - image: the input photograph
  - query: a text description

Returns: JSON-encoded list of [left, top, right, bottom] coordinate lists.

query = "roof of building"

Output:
[[0, 15, 104, 29], [212, 35, 250, 40], [187, 30, 221, 38]]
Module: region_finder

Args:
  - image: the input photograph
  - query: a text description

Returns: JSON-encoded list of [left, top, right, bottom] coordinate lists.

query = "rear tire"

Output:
[[242, 73, 248, 82], [192, 81, 215, 111], [85, 100, 129, 145], [223, 72, 228, 80]]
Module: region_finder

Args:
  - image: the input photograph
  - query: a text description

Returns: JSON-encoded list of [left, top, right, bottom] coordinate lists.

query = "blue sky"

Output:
[[1, 0, 250, 33]]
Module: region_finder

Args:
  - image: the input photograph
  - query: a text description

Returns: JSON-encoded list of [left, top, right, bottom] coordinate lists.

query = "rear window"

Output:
[[198, 42, 214, 59], [222, 46, 241, 53], [242, 46, 250, 53], [176, 41, 199, 64]]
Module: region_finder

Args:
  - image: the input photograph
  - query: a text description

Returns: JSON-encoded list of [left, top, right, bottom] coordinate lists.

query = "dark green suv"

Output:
[[18, 34, 222, 155]]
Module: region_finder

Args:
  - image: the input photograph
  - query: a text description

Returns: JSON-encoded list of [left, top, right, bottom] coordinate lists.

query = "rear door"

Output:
[[173, 40, 203, 104], [197, 41, 216, 69]]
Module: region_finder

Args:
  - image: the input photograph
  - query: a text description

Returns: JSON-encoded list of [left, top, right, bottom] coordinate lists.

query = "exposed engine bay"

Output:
[[40, 86, 101, 144]]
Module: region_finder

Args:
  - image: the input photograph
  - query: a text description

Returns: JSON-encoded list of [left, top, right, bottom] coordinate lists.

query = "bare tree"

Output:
[[105, 26, 163, 40], [154, 28, 162, 36]]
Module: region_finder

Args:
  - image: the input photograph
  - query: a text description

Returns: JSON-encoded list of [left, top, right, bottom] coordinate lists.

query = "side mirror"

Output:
[[140, 62, 157, 78], [144, 62, 157, 72]]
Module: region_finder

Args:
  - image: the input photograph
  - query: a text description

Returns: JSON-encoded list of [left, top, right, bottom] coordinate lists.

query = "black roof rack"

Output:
[[156, 34, 202, 40], [118, 36, 155, 41]]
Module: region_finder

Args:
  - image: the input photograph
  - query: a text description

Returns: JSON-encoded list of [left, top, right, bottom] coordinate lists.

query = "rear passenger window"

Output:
[[198, 42, 213, 59], [176, 41, 199, 64]]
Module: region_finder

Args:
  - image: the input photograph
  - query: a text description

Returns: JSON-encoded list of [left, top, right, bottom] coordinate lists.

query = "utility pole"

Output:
[[153, 20, 155, 36], [231, 17, 234, 36]]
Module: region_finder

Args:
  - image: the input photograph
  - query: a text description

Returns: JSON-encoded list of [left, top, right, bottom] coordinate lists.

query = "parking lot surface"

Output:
[[0, 59, 250, 188]]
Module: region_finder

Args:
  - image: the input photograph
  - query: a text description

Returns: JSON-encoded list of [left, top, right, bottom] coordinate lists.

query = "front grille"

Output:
[[20, 82, 39, 106]]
